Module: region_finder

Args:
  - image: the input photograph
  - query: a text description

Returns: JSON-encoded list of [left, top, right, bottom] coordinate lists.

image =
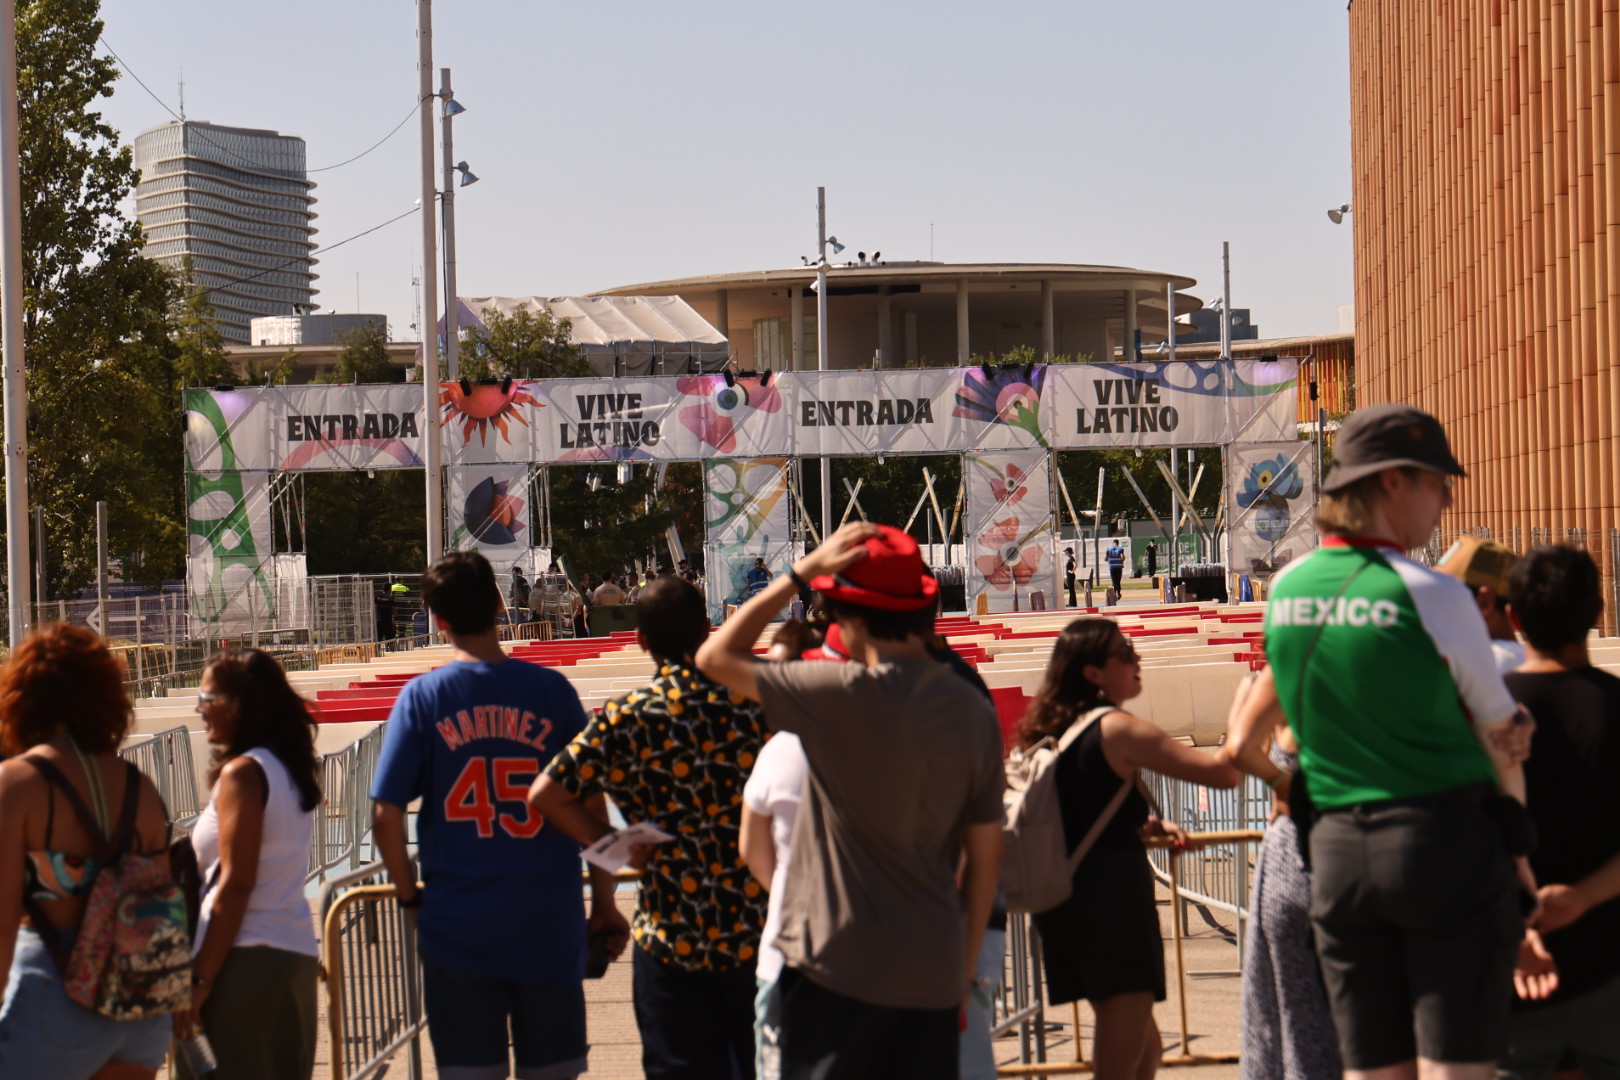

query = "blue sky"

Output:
[[98, 1, 1353, 342]]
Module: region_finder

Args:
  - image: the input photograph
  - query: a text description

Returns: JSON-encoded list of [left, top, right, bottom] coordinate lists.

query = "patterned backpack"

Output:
[[22, 757, 193, 1020]]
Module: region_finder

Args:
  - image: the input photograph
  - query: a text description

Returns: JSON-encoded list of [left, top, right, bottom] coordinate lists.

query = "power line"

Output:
[[193, 205, 420, 298], [101, 38, 421, 176], [308, 105, 420, 173]]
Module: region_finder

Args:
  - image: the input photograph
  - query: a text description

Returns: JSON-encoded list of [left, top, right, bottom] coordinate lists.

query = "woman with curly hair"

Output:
[[1019, 618, 1238, 1080], [178, 649, 322, 1080], [0, 623, 175, 1078]]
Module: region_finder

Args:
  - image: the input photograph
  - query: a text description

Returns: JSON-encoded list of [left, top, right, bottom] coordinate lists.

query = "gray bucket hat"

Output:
[[1321, 403, 1466, 494]]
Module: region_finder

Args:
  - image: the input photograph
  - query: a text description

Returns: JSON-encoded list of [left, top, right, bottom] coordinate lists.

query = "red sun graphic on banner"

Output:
[[440, 380, 543, 446]]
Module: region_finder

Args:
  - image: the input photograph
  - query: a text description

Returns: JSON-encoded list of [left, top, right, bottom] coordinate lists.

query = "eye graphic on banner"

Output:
[[975, 516, 1050, 592], [440, 379, 543, 446], [676, 375, 782, 453], [953, 365, 1048, 447]]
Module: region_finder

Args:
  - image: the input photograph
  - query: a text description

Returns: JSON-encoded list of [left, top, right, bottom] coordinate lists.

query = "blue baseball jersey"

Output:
[[371, 657, 590, 984]]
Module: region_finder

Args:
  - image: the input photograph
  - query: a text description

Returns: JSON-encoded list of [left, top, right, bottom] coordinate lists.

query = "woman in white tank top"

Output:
[[181, 649, 322, 1080]]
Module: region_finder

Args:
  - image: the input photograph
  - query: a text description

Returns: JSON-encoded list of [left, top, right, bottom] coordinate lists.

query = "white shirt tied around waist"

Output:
[[192, 746, 319, 958]]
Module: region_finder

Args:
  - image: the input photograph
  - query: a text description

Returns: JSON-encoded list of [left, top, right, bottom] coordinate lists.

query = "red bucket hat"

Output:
[[809, 525, 939, 612]]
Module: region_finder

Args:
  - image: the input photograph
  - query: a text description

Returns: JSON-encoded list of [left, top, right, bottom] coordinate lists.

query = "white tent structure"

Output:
[[457, 295, 730, 377]]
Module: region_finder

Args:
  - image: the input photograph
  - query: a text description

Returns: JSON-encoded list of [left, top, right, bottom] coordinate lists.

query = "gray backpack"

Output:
[[1001, 706, 1134, 914]]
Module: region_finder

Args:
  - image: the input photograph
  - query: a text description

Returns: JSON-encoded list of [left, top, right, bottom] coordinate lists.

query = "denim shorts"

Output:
[[420, 947, 587, 1080], [0, 926, 170, 1074]]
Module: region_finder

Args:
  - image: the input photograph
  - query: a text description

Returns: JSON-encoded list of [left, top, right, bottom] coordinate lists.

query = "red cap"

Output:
[[809, 525, 939, 612]]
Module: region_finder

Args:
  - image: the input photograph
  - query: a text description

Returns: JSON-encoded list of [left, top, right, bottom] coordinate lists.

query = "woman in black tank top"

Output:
[[1017, 619, 1239, 1080]]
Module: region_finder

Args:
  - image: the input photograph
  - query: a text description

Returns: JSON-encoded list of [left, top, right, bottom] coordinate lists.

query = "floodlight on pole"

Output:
[[816, 190, 835, 540], [1327, 203, 1352, 225], [439, 67, 469, 382], [418, 1, 443, 561]]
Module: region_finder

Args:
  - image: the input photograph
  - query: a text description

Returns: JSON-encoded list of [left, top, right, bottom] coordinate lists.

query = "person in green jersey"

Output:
[[1252, 404, 1536, 1080]]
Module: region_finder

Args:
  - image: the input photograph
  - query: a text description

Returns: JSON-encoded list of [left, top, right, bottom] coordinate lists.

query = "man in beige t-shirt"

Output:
[[591, 572, 626, 607], [698, 523, 1003, 1079]]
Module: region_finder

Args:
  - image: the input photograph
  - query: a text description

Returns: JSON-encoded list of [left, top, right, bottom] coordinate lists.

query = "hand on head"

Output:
[[797, 522, 880, 580]]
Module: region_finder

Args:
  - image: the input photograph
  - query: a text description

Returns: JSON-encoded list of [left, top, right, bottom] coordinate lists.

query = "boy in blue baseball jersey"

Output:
[[372, 551, 627, 1080]]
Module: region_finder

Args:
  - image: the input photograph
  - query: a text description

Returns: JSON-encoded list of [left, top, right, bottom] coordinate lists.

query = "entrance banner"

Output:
[[184, 385, 427, 473], [532, 374, 793, 462], [1044, 358, 1298, 448], [185, 361, 1297, 470], [1227, 441, 1319, 583], [702, 457, 794, 623], [447, 465, 532, 564], [963, 450, 1060, 616]]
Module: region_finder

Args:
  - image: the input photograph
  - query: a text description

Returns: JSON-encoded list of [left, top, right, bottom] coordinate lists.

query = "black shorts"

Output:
[[777, 968, 957, 1080], [1309, 789, 1521, 1069]]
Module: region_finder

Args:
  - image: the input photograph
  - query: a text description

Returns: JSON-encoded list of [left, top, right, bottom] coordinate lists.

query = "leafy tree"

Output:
[[240, 348, 299, 386], [459, 308, 586, 380], [548, 463, 674, 577], [6, 0, 189, 596], [317, 321, 396, 384], [170, 265, 234, 390], [301, 471, 426, 575]]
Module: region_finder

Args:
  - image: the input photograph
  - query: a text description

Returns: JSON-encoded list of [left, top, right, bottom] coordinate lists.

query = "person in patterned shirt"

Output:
[[531, 575, 769, 1080]]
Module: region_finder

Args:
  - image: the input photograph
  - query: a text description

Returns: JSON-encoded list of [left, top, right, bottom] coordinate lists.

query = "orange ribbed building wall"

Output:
[[1349, 0, 1618, 603]]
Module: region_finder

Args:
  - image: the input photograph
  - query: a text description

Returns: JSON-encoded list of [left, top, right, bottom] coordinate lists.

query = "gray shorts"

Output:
[[1310, 790, 1521, 1069], [0, 927, 169, 1073]]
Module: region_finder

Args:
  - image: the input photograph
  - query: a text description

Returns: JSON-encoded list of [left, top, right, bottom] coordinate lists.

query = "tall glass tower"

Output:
[[134, 121, 319, 343]]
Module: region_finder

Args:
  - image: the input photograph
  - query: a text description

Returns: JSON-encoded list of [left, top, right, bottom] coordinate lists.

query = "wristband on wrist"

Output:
[[786, 567, 810, 590], [398, 888, 424, 909]]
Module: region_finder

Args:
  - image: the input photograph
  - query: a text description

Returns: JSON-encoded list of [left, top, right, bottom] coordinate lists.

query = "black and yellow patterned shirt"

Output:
[[544, 657, 769, 972]]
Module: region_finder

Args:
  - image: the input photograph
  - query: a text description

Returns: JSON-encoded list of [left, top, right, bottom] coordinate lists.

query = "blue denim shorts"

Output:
[[0, 926, 170, 1074], [420, 947, 587, 1080]]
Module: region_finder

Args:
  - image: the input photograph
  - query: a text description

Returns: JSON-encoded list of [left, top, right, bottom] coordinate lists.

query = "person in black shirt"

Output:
[[1501, 545, 1620, 1080]]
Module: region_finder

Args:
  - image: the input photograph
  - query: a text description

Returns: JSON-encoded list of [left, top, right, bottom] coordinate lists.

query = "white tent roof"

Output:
[[458, 295, 729, 377]]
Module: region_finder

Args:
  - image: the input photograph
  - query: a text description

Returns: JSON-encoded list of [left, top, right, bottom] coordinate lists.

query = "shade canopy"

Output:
[[458, 295, 730, 377]]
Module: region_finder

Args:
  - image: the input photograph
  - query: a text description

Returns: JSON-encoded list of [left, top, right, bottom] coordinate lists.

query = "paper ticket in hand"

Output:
[[582, 822, 674, 872]]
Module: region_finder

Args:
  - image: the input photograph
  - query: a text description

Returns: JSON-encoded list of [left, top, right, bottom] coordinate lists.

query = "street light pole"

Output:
[[816, 187, 832, 542], [0, 0, 29, 642], [439, 67, 461, 382], [417, 0, 443, 561]]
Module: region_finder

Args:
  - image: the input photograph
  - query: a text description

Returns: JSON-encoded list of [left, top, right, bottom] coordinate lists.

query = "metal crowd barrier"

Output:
[[992, 814, 1267, 1077], [1143, 773, 1270, 976], [309, 725, 386, 883], [318, 861, 425, 1080], [117, 725, 204, 828]]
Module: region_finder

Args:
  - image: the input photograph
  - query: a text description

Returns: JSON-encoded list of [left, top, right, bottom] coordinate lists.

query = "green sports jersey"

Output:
[[1265, 537, 1515, 809]]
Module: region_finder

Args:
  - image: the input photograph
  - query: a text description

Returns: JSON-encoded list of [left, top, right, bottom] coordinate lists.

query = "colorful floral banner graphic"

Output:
[[703, 457, 795, 623], [1227, 441, 1318, 582], [446, 465, 532, 563], [963, 450, 1060, 615]]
